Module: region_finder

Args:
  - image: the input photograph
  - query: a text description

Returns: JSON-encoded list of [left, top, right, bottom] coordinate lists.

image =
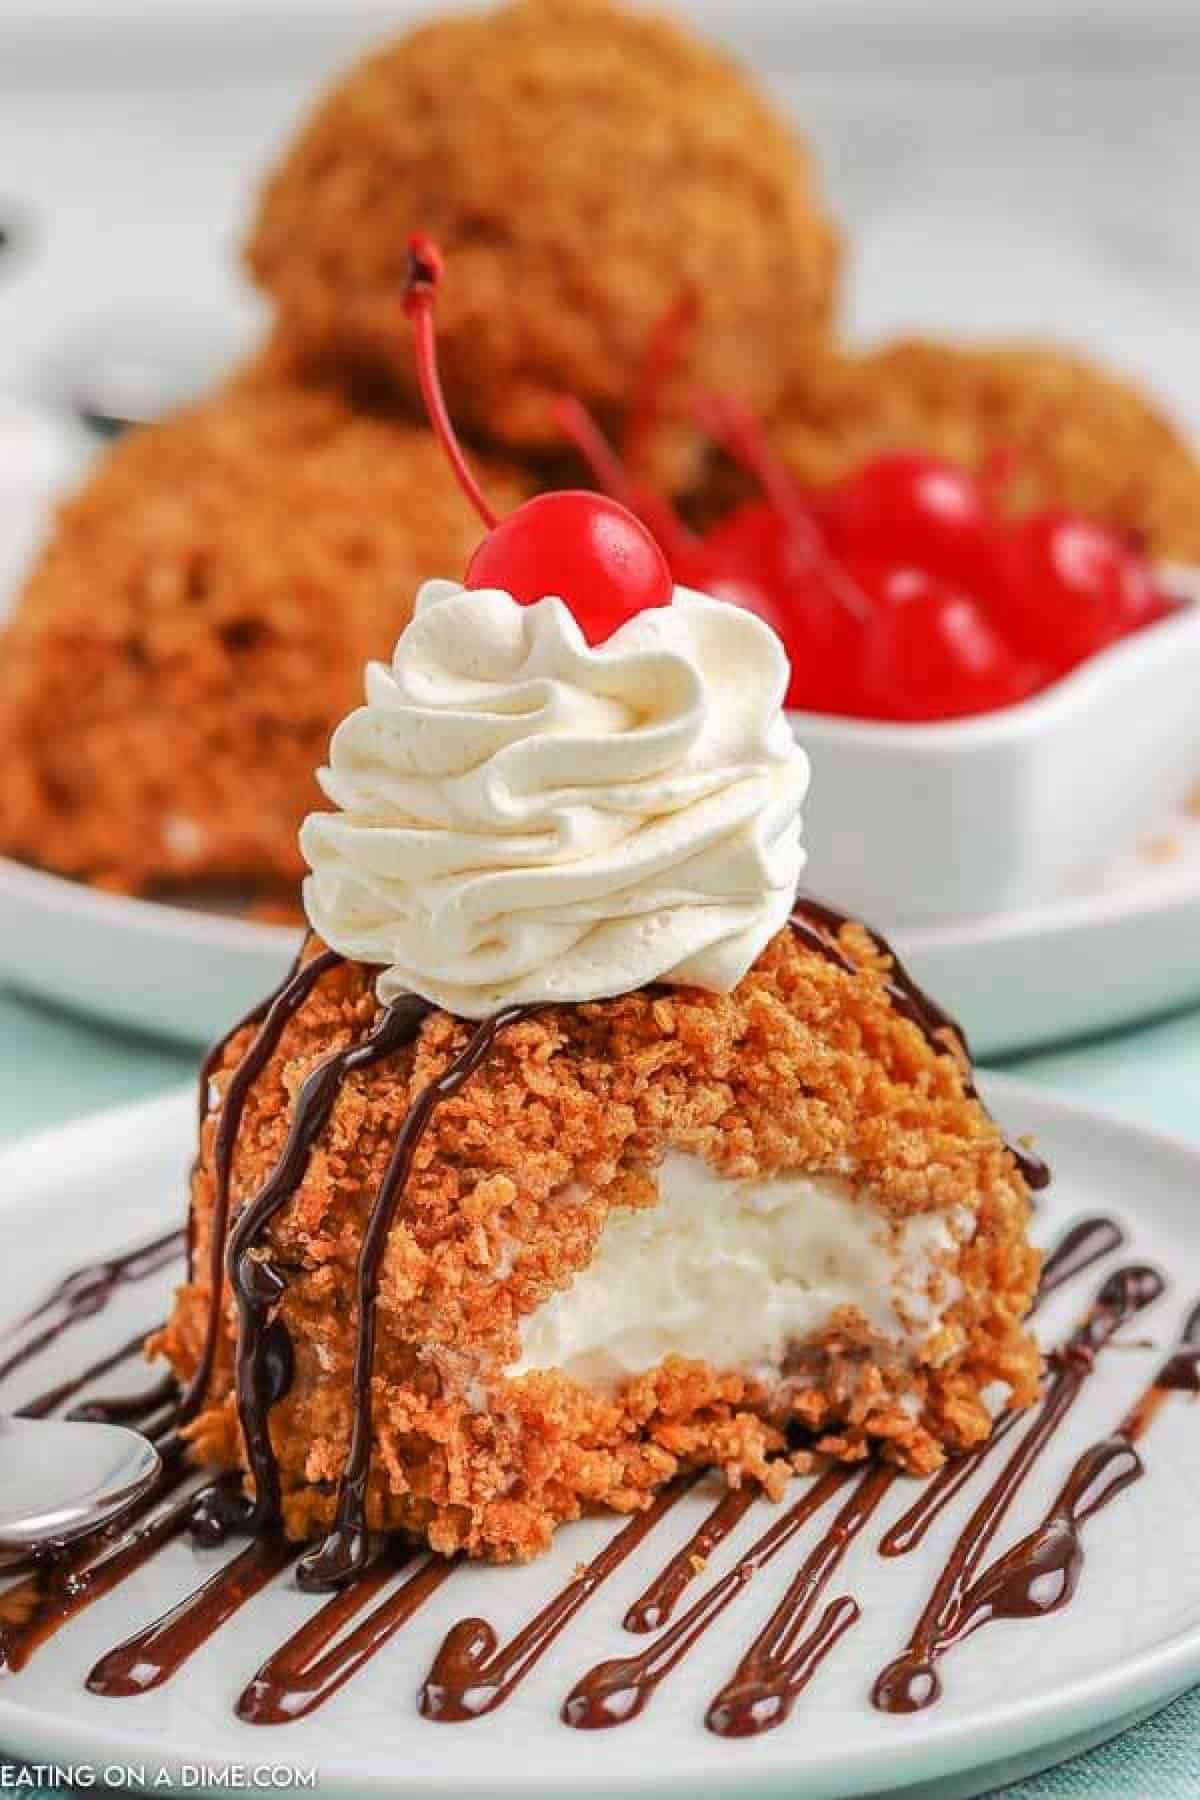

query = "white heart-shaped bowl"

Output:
[[789, 568, 1200, 925]]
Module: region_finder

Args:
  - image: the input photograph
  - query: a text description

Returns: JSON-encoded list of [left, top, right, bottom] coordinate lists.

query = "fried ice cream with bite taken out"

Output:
[[156, 921, 1041, 1563]]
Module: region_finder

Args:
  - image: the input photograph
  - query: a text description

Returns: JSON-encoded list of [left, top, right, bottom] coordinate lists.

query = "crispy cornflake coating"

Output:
[[156, 921, 1041, 1562], [771, 338, 1200, 560], [245, 0, 840, 485], [0, 365, 528, 897]]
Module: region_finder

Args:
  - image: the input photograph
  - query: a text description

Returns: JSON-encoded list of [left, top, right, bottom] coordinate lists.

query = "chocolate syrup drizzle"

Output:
[[297, 1002, 543, 1591], [16, 1328, 163, 1422], [559, 1465, 855, 1729], [222, 983, 423, 1537], [87, 1532, 298, 1697], [1036, 1216, 1128, 1304], [623, 1483, 757, 1633], [0, 1465, 196, 1673], [421, 1479, 690, 1722], [704, 1463, 896, 1737], [0, 1228, 182, 1389], [869, 1295, 1200, 1710], [872, 1262, 1165, 1712], [180, 946, 341, 1424], [239, 1547, 456, 1724], [791, 896, 1051, 1192], [70, 1368, 182, 1440]]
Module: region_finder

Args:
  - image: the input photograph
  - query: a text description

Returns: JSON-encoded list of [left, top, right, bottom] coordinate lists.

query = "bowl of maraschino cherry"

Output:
[[406, 237, 1200, 925]]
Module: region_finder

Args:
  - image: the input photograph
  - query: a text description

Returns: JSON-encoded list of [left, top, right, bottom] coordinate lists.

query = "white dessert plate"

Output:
[[3, 1077, 1200, 1799]]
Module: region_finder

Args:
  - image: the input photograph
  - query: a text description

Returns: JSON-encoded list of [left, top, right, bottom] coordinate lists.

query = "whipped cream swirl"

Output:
[[301, 580, 808, 1017]]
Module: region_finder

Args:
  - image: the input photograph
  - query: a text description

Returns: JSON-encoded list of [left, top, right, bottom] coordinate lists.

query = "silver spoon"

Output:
[[0, 1415, 161, 1550]]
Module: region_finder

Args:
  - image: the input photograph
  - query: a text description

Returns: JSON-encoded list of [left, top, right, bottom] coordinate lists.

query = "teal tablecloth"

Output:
[[3, 981, 1200, 1798]]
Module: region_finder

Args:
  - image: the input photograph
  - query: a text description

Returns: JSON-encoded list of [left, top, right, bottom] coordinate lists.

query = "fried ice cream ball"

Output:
[[157, 923, 1040, 1561], [0, 366, 529, 899], [771, 338, 1200, 561], [245, 0, 840, 486]]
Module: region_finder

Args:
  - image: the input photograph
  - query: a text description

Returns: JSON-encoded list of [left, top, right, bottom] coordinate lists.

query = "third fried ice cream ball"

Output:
[[245, 0, 840, 484], [770, 338, 1200, 562]]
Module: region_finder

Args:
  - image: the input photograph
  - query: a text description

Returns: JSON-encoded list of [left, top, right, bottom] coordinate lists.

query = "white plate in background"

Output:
[[2, 466, 1199, 1053], [2, 1078, 1200, 1797], [907, 872, 1200, 1057], [5, 845, 1200, 1057]]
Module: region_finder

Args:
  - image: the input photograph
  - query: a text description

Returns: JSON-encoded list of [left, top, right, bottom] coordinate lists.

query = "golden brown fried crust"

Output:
[[245, 0, 840, 486], [156, 921, 1040, 1562], [0, 367, 528, 896], [771, 338, 1200, 560]]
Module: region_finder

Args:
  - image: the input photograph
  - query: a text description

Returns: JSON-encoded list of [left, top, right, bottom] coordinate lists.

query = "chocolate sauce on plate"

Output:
[[0, 1464, 196, 1673], [879, 1214, 1127, 1558], [87, 1531, 298, 1697], [560, 1466, 852, 1729], [871, 1295, 1200, 1708], [1036, 1216, 1126, 1304], [872, 1262, 1164, 1712], [235, 1545, 454, 1725], [16, 1328, 162, 1422], [623, 1483, 758, 1633], [703, 1462, 896, 1737], [420, 1478, 688, 1722], [0, 1229, 182, 1389]]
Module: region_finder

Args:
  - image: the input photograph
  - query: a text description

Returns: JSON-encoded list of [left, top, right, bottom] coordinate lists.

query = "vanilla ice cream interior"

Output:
[[511, 1153, 972, 1392]]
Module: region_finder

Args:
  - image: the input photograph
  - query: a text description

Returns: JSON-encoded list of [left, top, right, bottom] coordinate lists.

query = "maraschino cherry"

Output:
[[404, 235, 672, 643], [820, 450, 996, 592], [855, 566, 1037, 722], [992, 508, 1177, 677]]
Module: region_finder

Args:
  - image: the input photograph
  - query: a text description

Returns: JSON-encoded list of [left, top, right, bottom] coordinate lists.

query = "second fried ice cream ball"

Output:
[[245, 0, 841, 485], [0, 365, 529, 900]]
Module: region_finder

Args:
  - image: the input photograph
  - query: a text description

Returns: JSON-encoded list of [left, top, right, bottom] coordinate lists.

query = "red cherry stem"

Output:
[[695, 389, 871, 623], [622, 286, 700, 477], [552, 394, 698, 566], [979, 444, 1017, 513], [404, 233, 499, 531], [551, 396, 641, 510], [692, 389, 802, 525]]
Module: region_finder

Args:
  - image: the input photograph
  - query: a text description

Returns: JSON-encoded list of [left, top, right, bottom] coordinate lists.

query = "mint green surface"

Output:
[[2, 979, 1200, 1798]]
